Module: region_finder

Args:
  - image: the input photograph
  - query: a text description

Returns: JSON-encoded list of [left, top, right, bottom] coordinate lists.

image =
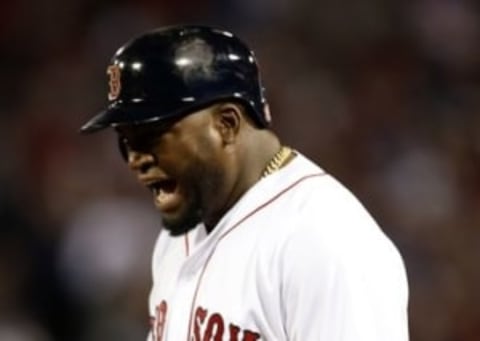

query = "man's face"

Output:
[[115, 105, 230, 235]]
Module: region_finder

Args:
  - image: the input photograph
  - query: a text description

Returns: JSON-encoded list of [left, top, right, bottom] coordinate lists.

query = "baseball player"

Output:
[[80, 25, 409, 340]]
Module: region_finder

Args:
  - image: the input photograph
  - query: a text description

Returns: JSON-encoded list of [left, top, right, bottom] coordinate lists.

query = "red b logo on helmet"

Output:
[[107, 64, 122, 101]]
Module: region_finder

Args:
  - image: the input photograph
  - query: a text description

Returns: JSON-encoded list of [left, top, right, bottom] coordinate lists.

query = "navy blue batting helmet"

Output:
[[80, 25, 270, 133]]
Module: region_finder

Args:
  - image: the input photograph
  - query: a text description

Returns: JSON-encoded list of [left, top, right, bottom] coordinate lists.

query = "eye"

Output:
[[119, 136, 129, 147], [115, 122, 172, 152], [126, 132, 162, 152], [117, 136, 129, 161]]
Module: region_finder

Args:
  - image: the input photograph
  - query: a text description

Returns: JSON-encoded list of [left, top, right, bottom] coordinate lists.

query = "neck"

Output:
[[203, 129, 281, 232], [240, 129, 283, 185]]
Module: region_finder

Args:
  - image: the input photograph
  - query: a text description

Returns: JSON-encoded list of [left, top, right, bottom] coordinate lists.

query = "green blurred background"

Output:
[[1, 0, 479, 340]]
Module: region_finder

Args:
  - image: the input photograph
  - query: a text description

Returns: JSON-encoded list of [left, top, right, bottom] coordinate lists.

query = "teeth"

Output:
[[148, 183, 160, 195], [147, 180, 175, 196], [150, 182, 166, 196]]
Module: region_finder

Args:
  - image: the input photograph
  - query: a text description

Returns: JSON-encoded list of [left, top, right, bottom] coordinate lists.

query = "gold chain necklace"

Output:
[[261, 146, 295, 178]]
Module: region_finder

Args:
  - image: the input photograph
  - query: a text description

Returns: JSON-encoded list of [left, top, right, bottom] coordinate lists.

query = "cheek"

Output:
[[149, 138, 203, 176], [185, 127, 223, 164], [187, 123, 222, 153], [152, 125, 223, 174]]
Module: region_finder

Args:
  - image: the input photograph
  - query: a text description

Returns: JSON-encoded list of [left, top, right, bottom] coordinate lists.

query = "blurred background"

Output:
[[1, 0, 479, 340]]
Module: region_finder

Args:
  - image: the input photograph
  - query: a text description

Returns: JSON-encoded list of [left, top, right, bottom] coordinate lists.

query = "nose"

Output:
[[127, 149, 155, 174]]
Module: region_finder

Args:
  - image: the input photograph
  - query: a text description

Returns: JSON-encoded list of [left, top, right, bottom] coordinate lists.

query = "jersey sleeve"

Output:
[[279, 208, 409, 340]]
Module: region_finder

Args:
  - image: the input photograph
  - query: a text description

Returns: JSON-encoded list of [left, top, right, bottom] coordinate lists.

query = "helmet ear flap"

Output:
[[118, 136, 128, 161]]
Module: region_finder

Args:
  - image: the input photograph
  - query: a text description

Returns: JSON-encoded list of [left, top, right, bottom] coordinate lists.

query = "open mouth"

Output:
[[147, 179, 177, 196], [145, 179, 182, 212]]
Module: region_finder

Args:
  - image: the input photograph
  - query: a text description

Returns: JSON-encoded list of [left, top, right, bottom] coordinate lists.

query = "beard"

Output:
[[160, 155, 226, 236], [161, 198, 201, 236]]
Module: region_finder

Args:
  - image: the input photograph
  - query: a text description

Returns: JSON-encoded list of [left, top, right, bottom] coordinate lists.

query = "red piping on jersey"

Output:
[[186, 172, 325, 340], [185, 232, 190, 257]]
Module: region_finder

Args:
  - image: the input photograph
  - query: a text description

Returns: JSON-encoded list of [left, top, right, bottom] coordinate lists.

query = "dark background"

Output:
[[1, 0, 479, 340]]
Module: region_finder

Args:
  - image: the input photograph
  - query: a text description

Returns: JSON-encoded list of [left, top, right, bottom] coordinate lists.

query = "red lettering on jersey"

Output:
[[152, 300, 168, 341], [203, 313, 224, 341], [229, 324, 241, 340], [243, 330, 261, 341], [192, 306, 261, 340], [193, 306, 208, 341], [229, 324, 261, 341]]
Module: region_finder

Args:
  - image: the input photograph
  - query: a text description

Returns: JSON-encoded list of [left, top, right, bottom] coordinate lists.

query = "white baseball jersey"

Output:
[[147, 152, 409, 341]]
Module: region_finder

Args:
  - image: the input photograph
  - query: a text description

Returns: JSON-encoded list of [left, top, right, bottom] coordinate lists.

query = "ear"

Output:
[[213, 103, 242, 145]]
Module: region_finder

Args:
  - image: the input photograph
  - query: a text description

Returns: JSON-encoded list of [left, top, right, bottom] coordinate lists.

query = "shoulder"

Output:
[[262, 153, 375, 231], [261, 153, 407, 285]]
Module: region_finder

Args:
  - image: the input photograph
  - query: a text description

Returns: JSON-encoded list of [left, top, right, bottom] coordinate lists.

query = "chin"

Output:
[[161, 209, 202, 236]]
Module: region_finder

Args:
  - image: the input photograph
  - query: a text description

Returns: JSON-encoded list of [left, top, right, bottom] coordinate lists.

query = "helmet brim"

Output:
[[79, 108, 117, 134], [79, 104, 187, 134], [80, 93, 266, 134]]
